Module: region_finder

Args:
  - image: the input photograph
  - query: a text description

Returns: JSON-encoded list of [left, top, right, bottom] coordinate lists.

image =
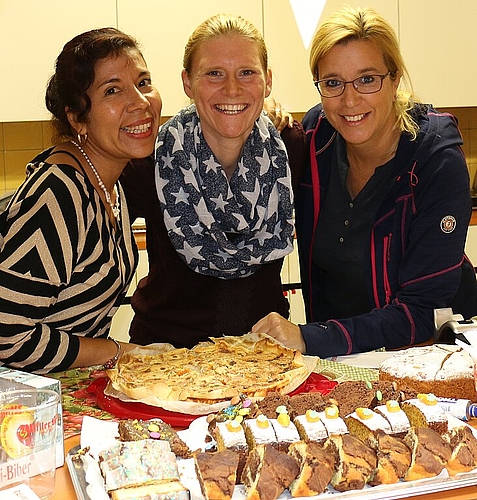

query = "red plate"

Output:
[[87, 373, 338, 428]]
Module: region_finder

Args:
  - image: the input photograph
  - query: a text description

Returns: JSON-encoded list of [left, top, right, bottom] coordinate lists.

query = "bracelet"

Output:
[[103, 338, 121, 369]]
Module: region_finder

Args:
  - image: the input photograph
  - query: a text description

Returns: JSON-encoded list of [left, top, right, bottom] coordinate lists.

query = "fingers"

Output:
[[263, 97, 293, 132]]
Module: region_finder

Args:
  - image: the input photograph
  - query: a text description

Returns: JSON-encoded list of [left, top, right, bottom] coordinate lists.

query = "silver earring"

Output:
[[77, 133, 88, 145]]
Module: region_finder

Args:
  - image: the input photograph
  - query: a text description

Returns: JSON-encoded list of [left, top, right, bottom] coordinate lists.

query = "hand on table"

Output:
[[252, 312, 306, 352]]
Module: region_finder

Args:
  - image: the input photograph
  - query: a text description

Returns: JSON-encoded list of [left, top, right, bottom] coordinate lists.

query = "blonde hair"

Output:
[[310, 6, 419, 139], [183, 13, 268, 74]]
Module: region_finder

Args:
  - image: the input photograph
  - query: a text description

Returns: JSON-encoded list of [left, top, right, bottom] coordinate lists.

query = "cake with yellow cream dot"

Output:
[[318, 405, 349, 436], [345, 407, 392, 442], [269, 407, 300, 452], [243, 415, 278, 450], [293, 409, 328, 444], [401, 393, 448, 435], [374, 400, 411, 438]]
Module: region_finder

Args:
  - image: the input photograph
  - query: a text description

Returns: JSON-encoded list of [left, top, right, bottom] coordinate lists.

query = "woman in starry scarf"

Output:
[[121, 14, 306, 347]]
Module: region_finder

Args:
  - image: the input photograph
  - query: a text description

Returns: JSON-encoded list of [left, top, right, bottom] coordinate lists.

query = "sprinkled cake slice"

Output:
[[98, 439, 189, 499], [118, 418, 192, 458]]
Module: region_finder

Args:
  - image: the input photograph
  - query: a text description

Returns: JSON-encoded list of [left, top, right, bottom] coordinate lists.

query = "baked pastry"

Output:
[[294, 410, 328, 445], [401, 394, 448, 435], [374, 400, 410, 438], [118, 418, 192, 458], [269, 414, 300, 452], [366, 429, 412, 485], [324, 433, 377, 492], [317, 406, 348, 436], [345, 407, 392, 442], [444, 425, 477, 476], [195, 450, 239, 500], [98, 439, 187, 496], [209, 420, 248, 482], [326, 381, 376, 417], [288, 440, 335, 496], [379, 344, 476, 401], [241, 443, 299, 500], [107, 333, 310, 403], [243, 416, 277, 450], [404, 426, 452, 481]]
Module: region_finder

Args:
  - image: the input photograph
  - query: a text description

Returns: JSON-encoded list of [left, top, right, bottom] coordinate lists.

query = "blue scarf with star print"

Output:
[[155, 104, 294, 279]]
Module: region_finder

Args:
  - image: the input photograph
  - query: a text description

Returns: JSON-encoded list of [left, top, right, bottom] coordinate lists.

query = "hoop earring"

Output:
[[77, 133, 88, 145]]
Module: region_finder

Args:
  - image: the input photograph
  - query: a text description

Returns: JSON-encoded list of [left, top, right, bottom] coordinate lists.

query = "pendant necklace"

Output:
[[71, 140, 120, 220]]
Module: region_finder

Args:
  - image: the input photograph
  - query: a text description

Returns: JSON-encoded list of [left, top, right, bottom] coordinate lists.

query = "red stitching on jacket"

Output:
[[402, 257, 464, 287], [328, 319, 353, 354]]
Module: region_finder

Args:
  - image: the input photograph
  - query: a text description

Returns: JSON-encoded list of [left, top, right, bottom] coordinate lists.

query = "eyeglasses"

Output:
[[314, 72, 390, 98]]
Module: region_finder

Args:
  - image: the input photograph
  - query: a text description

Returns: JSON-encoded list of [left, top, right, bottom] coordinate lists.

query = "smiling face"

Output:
[[71, 49, 162, 168], [318, 39, 400, 152], [181, 34, 272, 153]]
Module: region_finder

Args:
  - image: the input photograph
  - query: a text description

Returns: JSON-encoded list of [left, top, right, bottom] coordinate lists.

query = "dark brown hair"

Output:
[[45, 27, 143, 141]]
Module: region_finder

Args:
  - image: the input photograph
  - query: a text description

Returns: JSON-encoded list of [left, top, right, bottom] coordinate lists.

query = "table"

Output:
[[44, 365, 477, 499], [54, 431, 477, 500]]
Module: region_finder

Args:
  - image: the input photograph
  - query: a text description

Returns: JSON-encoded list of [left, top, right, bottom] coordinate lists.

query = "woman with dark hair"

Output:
[[0, 28, 162, 373]]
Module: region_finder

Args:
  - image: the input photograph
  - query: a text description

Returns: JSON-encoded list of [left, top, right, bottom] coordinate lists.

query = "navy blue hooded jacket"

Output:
[[296, 103, 477, 357]]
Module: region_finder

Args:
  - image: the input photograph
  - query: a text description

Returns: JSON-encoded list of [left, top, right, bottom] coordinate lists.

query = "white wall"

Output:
[[2, 0, 477, 121]]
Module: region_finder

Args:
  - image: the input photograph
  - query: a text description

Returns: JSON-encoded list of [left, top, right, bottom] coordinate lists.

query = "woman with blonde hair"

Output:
[[253, 6, 477, 356], [121, 13, 305, 348]]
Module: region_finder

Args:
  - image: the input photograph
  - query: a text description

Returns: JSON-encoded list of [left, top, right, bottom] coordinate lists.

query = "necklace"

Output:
[[71, 140, 120, 219]]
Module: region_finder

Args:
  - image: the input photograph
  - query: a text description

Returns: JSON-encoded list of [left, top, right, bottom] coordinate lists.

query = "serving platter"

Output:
[[67, 415, 477, 500]]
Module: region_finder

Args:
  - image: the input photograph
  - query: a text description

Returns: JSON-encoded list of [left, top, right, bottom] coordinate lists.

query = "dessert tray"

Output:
[[67, 415, 477, 500]]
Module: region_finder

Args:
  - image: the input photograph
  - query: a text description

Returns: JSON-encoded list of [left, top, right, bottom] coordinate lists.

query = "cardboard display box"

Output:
[[0, 367, 64, 468]]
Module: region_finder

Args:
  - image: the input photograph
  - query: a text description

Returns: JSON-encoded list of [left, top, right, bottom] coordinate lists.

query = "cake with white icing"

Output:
[[374, 400, 410, 438], [379, 344, 476, 400], [294, 410, 328, 444], [401, 394, 448, 435], [345, 408, 392, 442], [243, 415, 277, 450], [318, 406, 348, 436], [270, 416, 300, 452]]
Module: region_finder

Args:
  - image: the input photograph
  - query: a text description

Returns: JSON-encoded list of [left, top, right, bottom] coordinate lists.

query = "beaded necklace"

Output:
[[71, 140, 120, 219]]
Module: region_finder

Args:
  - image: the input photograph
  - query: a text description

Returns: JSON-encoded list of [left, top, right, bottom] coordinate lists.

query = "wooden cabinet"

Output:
[[262, 0, 398, 114], [6, 0, 476, 121], [0, 0, 117, 122], [399, 0, 477, 107], [117, 0, 262, 117]]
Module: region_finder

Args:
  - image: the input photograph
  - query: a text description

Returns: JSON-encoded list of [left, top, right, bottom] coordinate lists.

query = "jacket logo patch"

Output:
[[440, 215, 456, 233]]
